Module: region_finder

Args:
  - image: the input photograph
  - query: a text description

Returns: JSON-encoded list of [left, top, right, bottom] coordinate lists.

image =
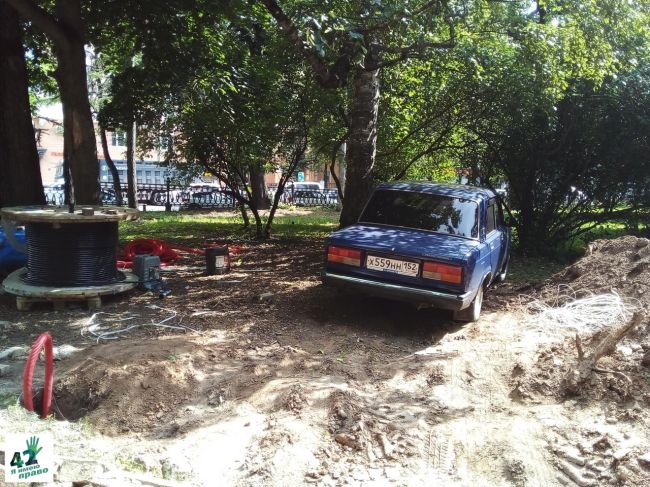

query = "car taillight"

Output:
[[327, 246, 362, 266], [422, 262, 463, 285]]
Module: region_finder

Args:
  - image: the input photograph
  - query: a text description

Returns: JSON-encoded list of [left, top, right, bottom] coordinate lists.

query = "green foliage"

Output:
[[18, 0, 648, 249]]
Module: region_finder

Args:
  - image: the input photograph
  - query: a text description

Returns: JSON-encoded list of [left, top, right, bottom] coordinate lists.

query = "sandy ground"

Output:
[[1, 236, 650, 486]]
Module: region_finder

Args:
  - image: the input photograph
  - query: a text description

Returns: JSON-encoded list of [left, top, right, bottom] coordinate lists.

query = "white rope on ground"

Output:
[[82, 308, 204, 343], [526, 285, 641, 333]]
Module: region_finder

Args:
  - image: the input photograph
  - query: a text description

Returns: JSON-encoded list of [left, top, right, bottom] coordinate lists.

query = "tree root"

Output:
[[563, 311, 645, 395]]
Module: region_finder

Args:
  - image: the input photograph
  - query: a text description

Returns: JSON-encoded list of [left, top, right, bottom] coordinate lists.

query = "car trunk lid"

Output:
[[329, 224, 478, 266]]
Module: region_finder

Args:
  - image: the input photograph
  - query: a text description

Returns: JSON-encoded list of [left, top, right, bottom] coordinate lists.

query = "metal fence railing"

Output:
[[42, 183, 340, 210], [270, 188, 339, 207]]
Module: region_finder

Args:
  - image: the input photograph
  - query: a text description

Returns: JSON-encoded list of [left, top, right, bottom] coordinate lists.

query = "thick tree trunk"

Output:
[[339, 64, 380, 228], [126, 122, 137, 208], [3, 0, 100, 204], [99, 126, 123, 206], [53, 0, 99, 205], [0, 3, 45, 207], [250, 165, 270, 210]]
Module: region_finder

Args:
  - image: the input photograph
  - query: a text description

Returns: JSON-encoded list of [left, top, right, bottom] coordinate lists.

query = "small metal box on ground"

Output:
[[132, 255, 161, 289], [206, 246, 230, 275]]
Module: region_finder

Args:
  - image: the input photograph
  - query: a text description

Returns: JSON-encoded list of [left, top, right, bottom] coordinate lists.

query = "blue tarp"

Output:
[[0, 227, 27, 272]]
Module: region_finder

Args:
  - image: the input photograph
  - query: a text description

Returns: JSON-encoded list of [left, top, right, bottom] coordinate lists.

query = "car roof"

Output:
[[375, 181, 496, 201]]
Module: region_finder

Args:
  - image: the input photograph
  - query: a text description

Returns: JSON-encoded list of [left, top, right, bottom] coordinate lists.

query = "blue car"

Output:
[[322, 182, 511, 322]]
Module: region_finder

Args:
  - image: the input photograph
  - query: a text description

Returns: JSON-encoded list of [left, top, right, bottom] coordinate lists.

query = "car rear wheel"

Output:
[[453, 286, 483, 322]]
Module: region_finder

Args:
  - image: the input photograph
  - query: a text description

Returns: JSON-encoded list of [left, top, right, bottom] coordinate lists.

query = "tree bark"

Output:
[[6, 0, 100, 205], [0, 3, 45, 207], [126, 123, 137, 208], [340, 63, 380, 227], [250, 165, 270, 210], [54, 0, 99, 205], [239, 204, 250, 227], [99, 126, 123, 206]]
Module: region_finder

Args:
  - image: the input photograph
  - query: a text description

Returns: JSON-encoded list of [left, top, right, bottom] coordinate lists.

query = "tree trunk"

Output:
[[249, 205, 263, 238], [126, 122, 137, 208], [239, 204, 250, 227], [99, 126, 123, 206], [0, 3, 45, 208], [250, 165, 270, 210], [331, 140, 345, 204], [264, 144, 306, 237], [339, 63, 380, 227], [51, 1, 98, 205]]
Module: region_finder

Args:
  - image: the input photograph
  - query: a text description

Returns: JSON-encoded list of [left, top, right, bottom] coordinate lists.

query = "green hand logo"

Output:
[[23, 436, 43, 466]]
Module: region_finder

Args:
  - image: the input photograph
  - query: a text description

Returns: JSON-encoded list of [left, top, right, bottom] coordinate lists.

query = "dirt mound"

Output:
[[53, 337, 211, 435], [513, 236, 650, 406], [542, 236, 650, 305]]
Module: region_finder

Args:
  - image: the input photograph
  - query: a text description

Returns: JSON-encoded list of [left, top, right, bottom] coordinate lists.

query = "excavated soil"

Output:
[[542, 236, 650, 305], [2, 235, 650, 486]]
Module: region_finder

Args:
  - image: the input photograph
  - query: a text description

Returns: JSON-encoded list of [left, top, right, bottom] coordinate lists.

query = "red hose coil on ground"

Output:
[[117, 239, 242, 268], [22, 332, 54, 418]]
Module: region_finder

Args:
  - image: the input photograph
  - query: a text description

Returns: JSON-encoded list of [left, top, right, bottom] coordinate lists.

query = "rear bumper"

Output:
[[322, 271, 474, 311]]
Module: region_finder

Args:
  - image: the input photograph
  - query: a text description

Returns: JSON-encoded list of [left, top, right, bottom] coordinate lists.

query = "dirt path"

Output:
[[2, 237, 650, 486]]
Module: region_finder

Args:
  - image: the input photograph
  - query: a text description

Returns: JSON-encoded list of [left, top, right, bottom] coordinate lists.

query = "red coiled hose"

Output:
[[117, 239, 241, 268], [23, 332, 54, 418]]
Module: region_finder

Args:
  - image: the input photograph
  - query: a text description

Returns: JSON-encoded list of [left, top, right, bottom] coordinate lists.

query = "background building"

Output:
[[34, 108, 174, 186]]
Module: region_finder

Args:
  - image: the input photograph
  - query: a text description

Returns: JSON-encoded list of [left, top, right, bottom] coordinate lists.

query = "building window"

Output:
[[111, 132, 127, 146]]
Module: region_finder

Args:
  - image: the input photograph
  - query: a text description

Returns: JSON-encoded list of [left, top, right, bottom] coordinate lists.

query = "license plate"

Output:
[[366, 255, 419, 277]]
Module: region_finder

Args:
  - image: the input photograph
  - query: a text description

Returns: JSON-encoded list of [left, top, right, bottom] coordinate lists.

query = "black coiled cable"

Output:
[[23, 222, 124, 287]]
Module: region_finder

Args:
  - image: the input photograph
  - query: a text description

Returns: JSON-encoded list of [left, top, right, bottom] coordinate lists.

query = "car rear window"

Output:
[[360, 189, 479, 238]]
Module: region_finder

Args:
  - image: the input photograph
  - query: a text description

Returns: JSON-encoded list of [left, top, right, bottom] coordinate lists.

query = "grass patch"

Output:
[[119, 208, 340, 244], [0, 391, 18, 409], [509, 220, 646, 285], [564, 221, 648, 259], [117, 456, 148, 474]]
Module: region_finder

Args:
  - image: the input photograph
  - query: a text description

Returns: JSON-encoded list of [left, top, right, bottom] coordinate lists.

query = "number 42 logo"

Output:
[[10, 436, 43, 468]]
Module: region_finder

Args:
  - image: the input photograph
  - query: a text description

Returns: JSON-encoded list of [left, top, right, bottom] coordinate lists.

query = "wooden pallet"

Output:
[[2, 268, 139, 312], [15, 295, 102, 311]]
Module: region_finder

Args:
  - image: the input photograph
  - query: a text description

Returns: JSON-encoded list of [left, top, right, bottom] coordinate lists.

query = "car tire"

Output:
[[495, 255, 509, 283], [453, 286, 483, 323]]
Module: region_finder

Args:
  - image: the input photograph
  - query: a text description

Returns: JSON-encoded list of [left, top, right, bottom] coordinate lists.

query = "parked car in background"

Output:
[[287, 182, 322, 192], [185, 190, 234, 209], [322, 182, 510, 322]]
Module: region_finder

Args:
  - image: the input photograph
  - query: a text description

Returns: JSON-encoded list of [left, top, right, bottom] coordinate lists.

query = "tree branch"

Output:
[[330, 131, 348, 199], [3, 0, 68, 47], [260, 0, 348, 88], [369, 22, 456, 70]]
